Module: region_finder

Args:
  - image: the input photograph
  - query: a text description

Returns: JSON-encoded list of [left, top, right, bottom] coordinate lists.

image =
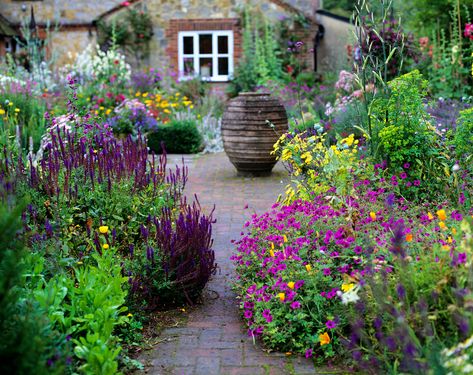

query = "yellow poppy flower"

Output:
[[278, 293, 285, 301], [102, 243, 109, 249], [99, 226, 109, 234], [437, 209, 447, 221], [305, 264, 312, 272], [287, 282, 295, 290], [341, 283, 354, 292]]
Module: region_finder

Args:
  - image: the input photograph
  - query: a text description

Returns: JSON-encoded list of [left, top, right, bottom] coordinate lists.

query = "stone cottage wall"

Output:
[[108, 0, 319, 74], [2, 0, 320, 77]]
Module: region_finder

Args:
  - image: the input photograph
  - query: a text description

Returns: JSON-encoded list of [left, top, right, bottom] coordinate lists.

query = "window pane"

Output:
[[218, 36, 228, 54], [183, 57, 194, 76], [218, 57, 229, 76], [199, 34, 212, 54], [199, 58, 213, 78], [183, 36, 193, 54]]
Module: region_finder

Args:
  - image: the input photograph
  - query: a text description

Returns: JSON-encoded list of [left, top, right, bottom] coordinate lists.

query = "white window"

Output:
[[178, 30, 234, 82]]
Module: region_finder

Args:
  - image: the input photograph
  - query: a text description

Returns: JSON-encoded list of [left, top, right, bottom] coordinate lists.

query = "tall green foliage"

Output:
[[230, 7, 283, 93], [0, 202, 64, 375], [428, 1, 472, 99]]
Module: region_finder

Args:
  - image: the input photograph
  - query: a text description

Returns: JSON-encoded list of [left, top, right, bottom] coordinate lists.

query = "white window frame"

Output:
[[178, 30, 234, 82]]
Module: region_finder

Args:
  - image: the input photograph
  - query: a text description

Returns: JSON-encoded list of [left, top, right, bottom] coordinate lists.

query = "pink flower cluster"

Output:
[[464, 23, 473, 40]]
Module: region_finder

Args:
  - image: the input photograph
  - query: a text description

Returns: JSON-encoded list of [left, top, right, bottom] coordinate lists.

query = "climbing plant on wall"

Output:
[[96, 4, 153, 66]]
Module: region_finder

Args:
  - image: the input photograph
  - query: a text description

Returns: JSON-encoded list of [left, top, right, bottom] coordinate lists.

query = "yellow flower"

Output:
[[105, 109, 112, 115], [77, 261, 83, 265], [142, 92, 148, 97], [283, 235, 288, 243], [319, 332, 331, 346], [127, 313, 133, 317], [102, 243, 109, 249], [405, 233, 413, 242], [287, 282, 295, 290], [370, 212, 376, 221], [343, 135, 354, 146], [437, 209, 447, 221], [99, 226, 109, 234], [278, 293, 285, 301], [14, 108, 20, 113], [281, 149, 292, 161], [305, 264, 312, 272], [447, 236, 453, 244], [439, 221, 447, 230], [442, 245, 450, 251], [270, 242, 275, 250], [163, 109, 171, 114], [452, 228, 457, 235], [301, 152, 313, 164], [8, 102, 13, 106], [269, 249, 275, 257], [135, 92, 141, 97], [175, 92, 180, 96], [427, 212, 434, 220], [341, 283, 354, 292], [0, 109, 5, 115]]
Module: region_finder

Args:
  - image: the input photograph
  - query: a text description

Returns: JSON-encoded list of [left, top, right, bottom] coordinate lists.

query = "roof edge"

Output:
[[316, 9, 352, 24], [269, 0, 317, 23]]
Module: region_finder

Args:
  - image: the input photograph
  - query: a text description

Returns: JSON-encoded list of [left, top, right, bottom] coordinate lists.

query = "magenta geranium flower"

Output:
[[326, 320, 337, 329]]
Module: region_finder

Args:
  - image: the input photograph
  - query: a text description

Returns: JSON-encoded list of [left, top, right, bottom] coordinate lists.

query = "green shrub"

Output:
[[148, 119, 203, 154], [174, 77, 209, 104], [453, 107, 473, 161], [0, 92, 47, 152], [370, 70, 452, 200], [0, 202, 66, 375]]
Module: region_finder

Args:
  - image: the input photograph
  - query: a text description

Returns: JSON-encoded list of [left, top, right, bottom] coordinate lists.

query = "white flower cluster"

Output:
[[442, 335, 473, 374], [60, 44, 95, 84], [61, 44, 131, 86], [0, 74, 27, 91], [336, 284, 361, 304], [92, 46, 131, 85]]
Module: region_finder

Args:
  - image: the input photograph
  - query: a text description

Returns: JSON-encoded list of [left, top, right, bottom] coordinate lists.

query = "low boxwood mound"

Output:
[[148, 119, 203, 154]]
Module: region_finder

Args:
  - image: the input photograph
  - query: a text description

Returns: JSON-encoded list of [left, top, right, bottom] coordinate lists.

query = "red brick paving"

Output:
[[139, 153, 336, 375]]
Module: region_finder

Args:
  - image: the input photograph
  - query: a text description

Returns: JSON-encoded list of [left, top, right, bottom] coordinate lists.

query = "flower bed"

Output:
[[0, 77, 216, 373], [233, 173, 473, 371]]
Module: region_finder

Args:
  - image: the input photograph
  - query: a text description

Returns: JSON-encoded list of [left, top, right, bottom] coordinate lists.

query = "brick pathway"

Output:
[[139, 153, 323, 375]]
